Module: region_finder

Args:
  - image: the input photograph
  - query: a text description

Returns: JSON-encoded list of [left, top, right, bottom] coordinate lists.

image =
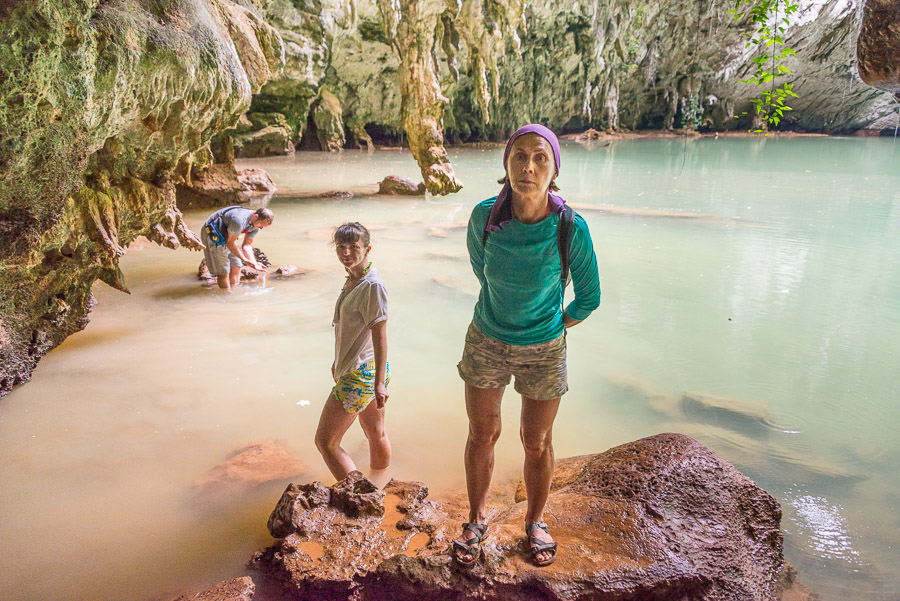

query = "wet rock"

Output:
[[378, 176, 426, 196], [268, 481, 333, 538], [192, 441, 308, 500], [170, 576, 254, 601], [330, 470, 386, 518], [257, 433, 790, 601], [237, 169, 277, 194]]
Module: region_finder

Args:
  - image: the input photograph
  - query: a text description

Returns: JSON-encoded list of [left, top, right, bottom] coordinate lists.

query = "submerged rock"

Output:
[[317, 190, 354, 200], [255, 433, 786, 601], [193, 441, 309, 500], [170, 576, 254, 601]]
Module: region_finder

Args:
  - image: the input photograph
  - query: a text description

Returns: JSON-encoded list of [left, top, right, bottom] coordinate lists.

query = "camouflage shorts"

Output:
[[457, 322, 567, 401]]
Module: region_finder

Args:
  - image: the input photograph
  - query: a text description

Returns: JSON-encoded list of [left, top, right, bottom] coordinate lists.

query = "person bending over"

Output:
[[201, 206, 272, 291]]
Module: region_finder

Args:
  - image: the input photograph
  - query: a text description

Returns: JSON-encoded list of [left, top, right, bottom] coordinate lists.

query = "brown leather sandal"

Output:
[[452, 522, 487, 567], [526, 521, 558, 567]]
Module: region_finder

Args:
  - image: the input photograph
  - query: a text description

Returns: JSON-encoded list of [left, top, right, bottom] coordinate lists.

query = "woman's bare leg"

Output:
[[358, 399, 391, 471], [520, 395, 561, 564], [314, 393, 358, 481], [454, 384, 505, 562]]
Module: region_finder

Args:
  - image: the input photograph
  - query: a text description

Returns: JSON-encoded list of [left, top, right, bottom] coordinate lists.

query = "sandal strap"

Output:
[[529, 539, 558, 554], [526, 521, 550, 536], [452, 538, 480, 555], [462, 522, 488, 538]]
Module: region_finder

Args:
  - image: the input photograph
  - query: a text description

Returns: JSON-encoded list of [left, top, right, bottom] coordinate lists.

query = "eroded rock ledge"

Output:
[[252, 433, 788, 601], [0, 0, 283, 399]]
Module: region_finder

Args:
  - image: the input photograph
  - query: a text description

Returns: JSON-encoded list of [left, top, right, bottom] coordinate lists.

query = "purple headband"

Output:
[[487, 124, 565, 233], [502, 123, 561, 176]]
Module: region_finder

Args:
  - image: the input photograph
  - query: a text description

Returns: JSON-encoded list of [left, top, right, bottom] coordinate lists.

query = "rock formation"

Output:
[[255, 433, 787, 601], [378, 175, 426, 195], [0, 0, 284, 399], [857, 0, 900, 98], [192, 440, 310, 501]]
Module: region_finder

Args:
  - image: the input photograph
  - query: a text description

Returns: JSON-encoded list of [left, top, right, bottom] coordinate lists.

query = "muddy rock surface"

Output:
[[255, 433, 787, 601]]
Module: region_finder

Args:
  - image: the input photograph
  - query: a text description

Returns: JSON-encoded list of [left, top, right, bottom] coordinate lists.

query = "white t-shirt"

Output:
[[332, 266, 388, 379]]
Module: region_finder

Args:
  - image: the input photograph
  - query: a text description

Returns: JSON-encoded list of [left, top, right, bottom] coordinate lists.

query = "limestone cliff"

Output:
[[241, 0, 897, 185], [0, 0, 283, 398]]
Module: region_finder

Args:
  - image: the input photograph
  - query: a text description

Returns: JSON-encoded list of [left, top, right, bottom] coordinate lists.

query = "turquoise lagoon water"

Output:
[[0, 137, 898, 600]]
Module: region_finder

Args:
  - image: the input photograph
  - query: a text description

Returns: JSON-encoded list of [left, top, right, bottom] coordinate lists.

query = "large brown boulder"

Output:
[[857, 0, 900, 98], [255, 433, 786, 601]]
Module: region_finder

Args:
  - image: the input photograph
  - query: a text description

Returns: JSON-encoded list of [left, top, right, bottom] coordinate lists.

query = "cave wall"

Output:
[[0, 0, 284, 398]]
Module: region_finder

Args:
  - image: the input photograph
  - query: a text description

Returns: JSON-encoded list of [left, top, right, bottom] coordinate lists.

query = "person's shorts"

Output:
[[201, 229, 242, 276], [332, 361, 391, 414], [457, 322, 567, 400]]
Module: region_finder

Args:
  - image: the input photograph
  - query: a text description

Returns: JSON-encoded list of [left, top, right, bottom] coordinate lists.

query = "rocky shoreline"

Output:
[[172, 433, 819, 601]]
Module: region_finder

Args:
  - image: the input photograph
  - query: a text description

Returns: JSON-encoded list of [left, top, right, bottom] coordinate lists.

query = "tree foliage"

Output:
[[730, 0, 800, 134]]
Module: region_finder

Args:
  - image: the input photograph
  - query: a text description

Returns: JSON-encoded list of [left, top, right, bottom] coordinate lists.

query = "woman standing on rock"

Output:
[[453, 124, 601, 567], [315, 222, 392, 488]]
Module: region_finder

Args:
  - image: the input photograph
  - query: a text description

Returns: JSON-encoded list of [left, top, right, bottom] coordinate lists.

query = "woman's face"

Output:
[[506, 133, 556, 199], [335, 238, 370, 272]]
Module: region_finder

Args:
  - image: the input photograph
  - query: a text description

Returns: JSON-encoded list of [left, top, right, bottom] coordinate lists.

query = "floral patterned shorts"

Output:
[[332, 361, 391, 414]]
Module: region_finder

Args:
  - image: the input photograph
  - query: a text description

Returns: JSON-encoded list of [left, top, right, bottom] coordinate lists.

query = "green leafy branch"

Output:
[[729, 0, 800, 134]]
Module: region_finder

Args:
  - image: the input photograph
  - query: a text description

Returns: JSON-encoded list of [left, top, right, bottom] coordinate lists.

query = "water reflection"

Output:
[[785, 490, 862, 564]]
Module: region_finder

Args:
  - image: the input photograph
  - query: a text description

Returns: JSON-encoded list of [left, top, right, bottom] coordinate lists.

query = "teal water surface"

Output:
[[0, 136, 898, 601]]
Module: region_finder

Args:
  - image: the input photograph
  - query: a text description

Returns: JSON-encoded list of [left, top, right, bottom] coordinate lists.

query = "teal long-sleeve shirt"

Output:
[[467, 197, 601, 345]]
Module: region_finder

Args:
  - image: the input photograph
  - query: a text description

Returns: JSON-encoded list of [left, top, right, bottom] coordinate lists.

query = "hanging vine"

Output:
[[729, 0, 800, 133]]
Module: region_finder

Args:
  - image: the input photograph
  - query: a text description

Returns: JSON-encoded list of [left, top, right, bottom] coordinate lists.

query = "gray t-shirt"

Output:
[[205, 206, 260, 242], [332, 266, 388, 379]]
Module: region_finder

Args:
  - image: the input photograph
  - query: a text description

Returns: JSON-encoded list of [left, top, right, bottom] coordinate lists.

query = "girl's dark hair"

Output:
[[333, 222, 370, 246], [497, 175, 560, 191]]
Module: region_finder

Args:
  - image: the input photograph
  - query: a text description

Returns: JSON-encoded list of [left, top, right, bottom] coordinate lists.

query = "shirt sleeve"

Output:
[[565, 213, 601, 321], [467, 203, 488, 287], [362, 282, 389, 328]]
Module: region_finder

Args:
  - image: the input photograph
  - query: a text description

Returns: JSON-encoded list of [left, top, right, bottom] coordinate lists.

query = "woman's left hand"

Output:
[[375, 382, 389, 408]]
